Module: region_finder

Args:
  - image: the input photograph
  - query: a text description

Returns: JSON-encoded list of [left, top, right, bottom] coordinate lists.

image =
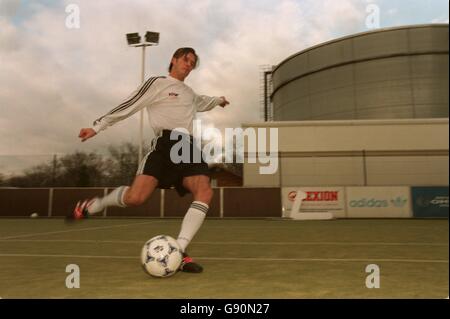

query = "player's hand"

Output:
[[78, 128, 96, 142], [219, 96, 230, 107]]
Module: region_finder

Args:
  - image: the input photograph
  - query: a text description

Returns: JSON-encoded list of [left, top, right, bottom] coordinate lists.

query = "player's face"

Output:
[[171, 53, 196, 80]]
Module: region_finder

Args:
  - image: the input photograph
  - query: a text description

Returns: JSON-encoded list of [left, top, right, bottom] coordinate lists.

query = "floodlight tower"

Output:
[[125, 31, 160, 164]]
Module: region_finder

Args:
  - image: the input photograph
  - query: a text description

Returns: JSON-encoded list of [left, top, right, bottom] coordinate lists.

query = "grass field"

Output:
[[0, 218, 448, 299]]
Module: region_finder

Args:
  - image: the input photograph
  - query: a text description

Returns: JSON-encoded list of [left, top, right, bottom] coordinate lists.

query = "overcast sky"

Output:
[[0, 0, 448, 175]]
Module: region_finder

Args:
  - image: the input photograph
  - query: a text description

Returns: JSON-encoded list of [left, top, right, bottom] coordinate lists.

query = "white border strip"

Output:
[[47, 188, 53, 217], [103, 188, 108, 217], [160, 189, 165, 218], [220, 188, 224, 218]]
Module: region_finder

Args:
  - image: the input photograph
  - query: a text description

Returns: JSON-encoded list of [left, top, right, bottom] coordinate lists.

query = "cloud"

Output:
[[1, 0, 445, 174], [0, 0, 21, 18], [432, 16, 449, 23], [193, 0, 365, 131]]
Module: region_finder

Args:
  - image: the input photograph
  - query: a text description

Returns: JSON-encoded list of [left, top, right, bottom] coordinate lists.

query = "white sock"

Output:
[[177, 201, 209, 252], [87, 186, 129, 215]]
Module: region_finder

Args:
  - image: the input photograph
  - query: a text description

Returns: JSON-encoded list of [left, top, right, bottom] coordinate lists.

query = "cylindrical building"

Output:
[[272, 24, 449, 121]]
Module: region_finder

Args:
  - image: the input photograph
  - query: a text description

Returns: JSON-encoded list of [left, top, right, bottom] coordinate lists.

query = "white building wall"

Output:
[[242, 119, 449, 187]]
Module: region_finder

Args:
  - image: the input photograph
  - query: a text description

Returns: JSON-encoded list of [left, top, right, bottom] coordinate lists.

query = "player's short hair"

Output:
[[168, 47, 199, 72]]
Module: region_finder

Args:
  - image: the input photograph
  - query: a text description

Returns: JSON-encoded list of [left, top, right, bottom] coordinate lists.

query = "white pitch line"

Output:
[[0, 239, 143, 244], [0, 220, 164, 240], [201, 242, 449, 247], [0, 239, 447, 247], [0, 253, 447, 264], [0, 253, 136, 259], [195, 241, 449, 247], [198, 257, 450, 264]]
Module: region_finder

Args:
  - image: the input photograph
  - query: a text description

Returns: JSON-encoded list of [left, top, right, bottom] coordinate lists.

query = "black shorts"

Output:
[[137, 130, 210, 196]]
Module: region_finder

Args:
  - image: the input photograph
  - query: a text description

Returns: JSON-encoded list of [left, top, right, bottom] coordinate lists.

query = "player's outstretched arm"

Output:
[[195, 95, 230, 112], [78, 128, 97, 142]]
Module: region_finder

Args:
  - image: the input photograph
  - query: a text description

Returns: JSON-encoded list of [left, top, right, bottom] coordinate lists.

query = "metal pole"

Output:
[[52, 154, 57, 186], [139, 45, 146, 164], [264, 71, 268, 122]]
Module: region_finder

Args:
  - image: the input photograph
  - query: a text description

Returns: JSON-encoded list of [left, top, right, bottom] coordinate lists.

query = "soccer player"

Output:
[[68, 47, 229, 273]]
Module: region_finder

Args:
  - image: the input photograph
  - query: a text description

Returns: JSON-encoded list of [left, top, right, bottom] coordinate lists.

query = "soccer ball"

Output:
[[140, 235, 183, 278]]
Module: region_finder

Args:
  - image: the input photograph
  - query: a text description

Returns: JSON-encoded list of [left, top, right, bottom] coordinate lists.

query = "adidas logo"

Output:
[[390, 197, 407, 207]]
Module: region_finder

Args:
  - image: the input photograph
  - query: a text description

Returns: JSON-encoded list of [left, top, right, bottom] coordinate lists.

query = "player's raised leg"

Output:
[[67, 175, 159, 220]]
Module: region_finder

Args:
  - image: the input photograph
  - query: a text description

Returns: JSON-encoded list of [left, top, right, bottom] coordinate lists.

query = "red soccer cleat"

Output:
[[66, 199, 91, 222], [179, 252, 203, 273]]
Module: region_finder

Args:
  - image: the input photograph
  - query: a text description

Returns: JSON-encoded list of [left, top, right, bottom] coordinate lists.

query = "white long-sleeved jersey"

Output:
[[92, 75, 223, 135]]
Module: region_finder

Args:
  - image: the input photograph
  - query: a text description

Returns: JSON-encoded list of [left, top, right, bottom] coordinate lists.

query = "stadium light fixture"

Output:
[[145, 31, 160, 45], [125, 31, 160, 163], [126, 32, 141, 46]]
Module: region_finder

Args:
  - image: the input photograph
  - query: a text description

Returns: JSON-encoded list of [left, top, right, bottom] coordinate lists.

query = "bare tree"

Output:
[[106, 143, 139, 186]]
